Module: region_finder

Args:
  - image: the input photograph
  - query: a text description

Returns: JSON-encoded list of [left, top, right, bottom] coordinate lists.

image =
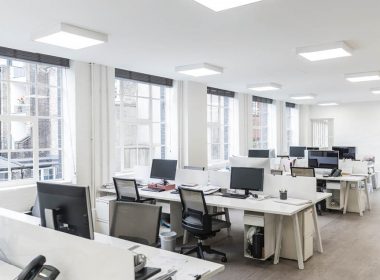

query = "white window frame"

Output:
[[248, 100, 277, 150], [207, 94, 235, 165], [0, 59, 65, 187], [311, 118, 334, 148], [115, 78, 175, 174], [285, 104, 300, 149]]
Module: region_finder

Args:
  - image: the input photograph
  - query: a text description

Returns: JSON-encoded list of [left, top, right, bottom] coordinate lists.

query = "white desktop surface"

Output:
[[0, 260, 21, 280], [315, 175, 367, 182], [99, 186, 330, 216], [95, 233, 224, 280]]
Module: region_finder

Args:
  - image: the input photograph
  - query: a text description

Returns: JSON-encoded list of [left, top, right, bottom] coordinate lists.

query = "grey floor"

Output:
[[182, 190, 380, 280]]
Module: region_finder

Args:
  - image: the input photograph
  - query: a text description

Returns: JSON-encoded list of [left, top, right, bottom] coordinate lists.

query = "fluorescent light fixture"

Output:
[[345, 72, 380, 82], [318, 102, 339, 106], [297, 41, 352, 61], [33, 23, 108, 50], [193, 0, 263, 12], [371, 88, 380, 94], [290, 95, 316, 100], [175, 63, 223, 77], [248, 83, 282, 92]]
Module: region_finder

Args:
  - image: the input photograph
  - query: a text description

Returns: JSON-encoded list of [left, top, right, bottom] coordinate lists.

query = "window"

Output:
[[0, 58, 65, 184], [311, 119, 333, 148], [250, 98, 276, 149], [285, 103, 299, 149], [207, 93, 234, 163], [114, 78, 176, 173]]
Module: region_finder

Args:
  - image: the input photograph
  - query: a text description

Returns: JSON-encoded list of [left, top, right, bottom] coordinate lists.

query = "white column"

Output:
[[180, 81, 208, 168]]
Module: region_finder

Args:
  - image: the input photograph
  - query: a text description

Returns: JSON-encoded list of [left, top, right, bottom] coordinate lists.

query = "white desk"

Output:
[[103, 186, 329, 270], [95, 233, 224, 280], [316, 175, 370, 216], [0, 260, 21, 280], [0, 208, 224, 280]]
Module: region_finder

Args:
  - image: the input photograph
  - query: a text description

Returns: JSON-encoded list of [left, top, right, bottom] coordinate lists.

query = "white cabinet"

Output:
[[280, 208, 314, 261], [95, 196, 116, 235]]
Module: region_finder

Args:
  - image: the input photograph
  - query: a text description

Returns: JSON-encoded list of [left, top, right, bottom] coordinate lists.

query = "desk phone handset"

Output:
[[329, 168, 342, 177], [17, 255, 60, 280]]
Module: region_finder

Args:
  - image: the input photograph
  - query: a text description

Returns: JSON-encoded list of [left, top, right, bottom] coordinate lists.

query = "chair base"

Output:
[[180, 241, 227, 262]]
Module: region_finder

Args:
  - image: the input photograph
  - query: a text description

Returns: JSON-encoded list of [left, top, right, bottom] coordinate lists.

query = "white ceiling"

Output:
[[2, 0, 380, 103]]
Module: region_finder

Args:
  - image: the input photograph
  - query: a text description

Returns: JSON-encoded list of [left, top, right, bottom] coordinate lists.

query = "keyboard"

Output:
[[222, 193, 248, 199]]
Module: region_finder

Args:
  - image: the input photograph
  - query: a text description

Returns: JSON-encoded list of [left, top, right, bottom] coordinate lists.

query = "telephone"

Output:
[[17, 255, 60, 280], [329, 168, 342, 177]]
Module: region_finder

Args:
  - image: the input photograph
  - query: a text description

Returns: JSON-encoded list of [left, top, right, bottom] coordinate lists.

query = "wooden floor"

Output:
[[186, 190, 380, 280]]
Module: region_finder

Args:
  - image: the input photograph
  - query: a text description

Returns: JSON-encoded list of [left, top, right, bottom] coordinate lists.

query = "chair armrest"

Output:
[[209, 212, 226, 217]]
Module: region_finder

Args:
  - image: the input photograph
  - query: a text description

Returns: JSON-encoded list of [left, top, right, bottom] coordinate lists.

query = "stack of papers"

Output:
[[180, 185, 221, 195], [273, 198, 312, 206]]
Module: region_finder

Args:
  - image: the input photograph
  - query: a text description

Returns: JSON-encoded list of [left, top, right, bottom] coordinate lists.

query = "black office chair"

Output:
[[110, 201, 162, 246], [291, 167, 315, 177], [113, 177, 155, 204], [183, 166, 206, 171], [179, 188, 230, 262]]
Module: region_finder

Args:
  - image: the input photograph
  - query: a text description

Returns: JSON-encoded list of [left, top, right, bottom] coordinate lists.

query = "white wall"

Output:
[[181, 81, 208, 168], [303, 101, 380, 168]]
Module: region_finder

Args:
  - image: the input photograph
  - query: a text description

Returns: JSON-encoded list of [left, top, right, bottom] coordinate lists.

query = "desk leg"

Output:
[[183, 230, 189, 245], [312, 205, 323, 253], [292, 214, 304, 270], [274, 215, 283, 265], [224, 208, 231, 236], [365, 180, 371, 211], [357, 182, 363, 217], [343, 182, 350, 214]]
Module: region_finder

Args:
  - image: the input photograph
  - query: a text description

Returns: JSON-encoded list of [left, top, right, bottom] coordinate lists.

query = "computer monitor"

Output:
[[332, 146, 356, 160], [230, 167, 264, 195], [306, 147, 319, 151], [248, 149, 275, 158], [289, 146, 307, 158], [308, 150, 339, 169], [229, 156, 271, 174], [37, 182, 94, 240], [150, 159, 177, 185]]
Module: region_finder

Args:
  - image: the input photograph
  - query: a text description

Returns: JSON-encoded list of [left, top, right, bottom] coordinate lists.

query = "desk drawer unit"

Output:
[[95, 196, 116, 235]]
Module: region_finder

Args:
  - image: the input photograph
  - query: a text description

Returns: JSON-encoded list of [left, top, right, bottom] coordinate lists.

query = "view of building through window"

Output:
[[285, 104, 299, 150], [207, 93, 234, 163], [0, 58, 64, 182], [114, 78, 175, 172], [251, 101, 276, 149]]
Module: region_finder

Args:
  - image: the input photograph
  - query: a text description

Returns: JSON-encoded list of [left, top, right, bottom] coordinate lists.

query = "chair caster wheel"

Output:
[[221, 256, 227, 263]]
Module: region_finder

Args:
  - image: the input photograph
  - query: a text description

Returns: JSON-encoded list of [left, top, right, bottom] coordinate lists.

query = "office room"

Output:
[[0, 0, 380, 279]]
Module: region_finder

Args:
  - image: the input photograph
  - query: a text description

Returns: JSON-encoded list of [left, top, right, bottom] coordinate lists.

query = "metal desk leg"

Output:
[[312, 205, 323, 253], [365, 180, 371, 211], [343, 182, 350, 214], [183, 230, 189, 245], [274, 215, 283, 265], [292, 214, 304, 270], [224, 208, 231, 236]]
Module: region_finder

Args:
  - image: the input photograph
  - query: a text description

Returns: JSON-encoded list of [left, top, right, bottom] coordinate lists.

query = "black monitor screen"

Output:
[[37, 182, 94, 239], [308, 151, 339, 169], [332, 146, 356, 160], [230, 167, 264, 194], [289, 146, 307, 158], [150, 159, 177, 181], [248, 149, 270, 158]]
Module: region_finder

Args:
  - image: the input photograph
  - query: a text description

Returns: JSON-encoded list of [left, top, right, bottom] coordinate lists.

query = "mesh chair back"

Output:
[[291, 167, 315, 177], [110, 202, 162, 246], [179, 188, 211, 234], [113, 177, 139, 201]]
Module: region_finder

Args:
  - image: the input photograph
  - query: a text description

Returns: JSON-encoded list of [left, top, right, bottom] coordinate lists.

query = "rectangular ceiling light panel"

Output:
[[193, 0, 263, 12], [248, 82, 282, 92], [345, 72, 380, 82], [297, 41, 352, 61], [290, 95, 315, 100], [175, 63, 223, 77], [318, 102, 339, 106], [34, 23, 108, 50]]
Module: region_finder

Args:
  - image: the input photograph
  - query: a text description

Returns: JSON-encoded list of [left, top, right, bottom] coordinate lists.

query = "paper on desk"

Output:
[[147, 254, 210, 280]]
